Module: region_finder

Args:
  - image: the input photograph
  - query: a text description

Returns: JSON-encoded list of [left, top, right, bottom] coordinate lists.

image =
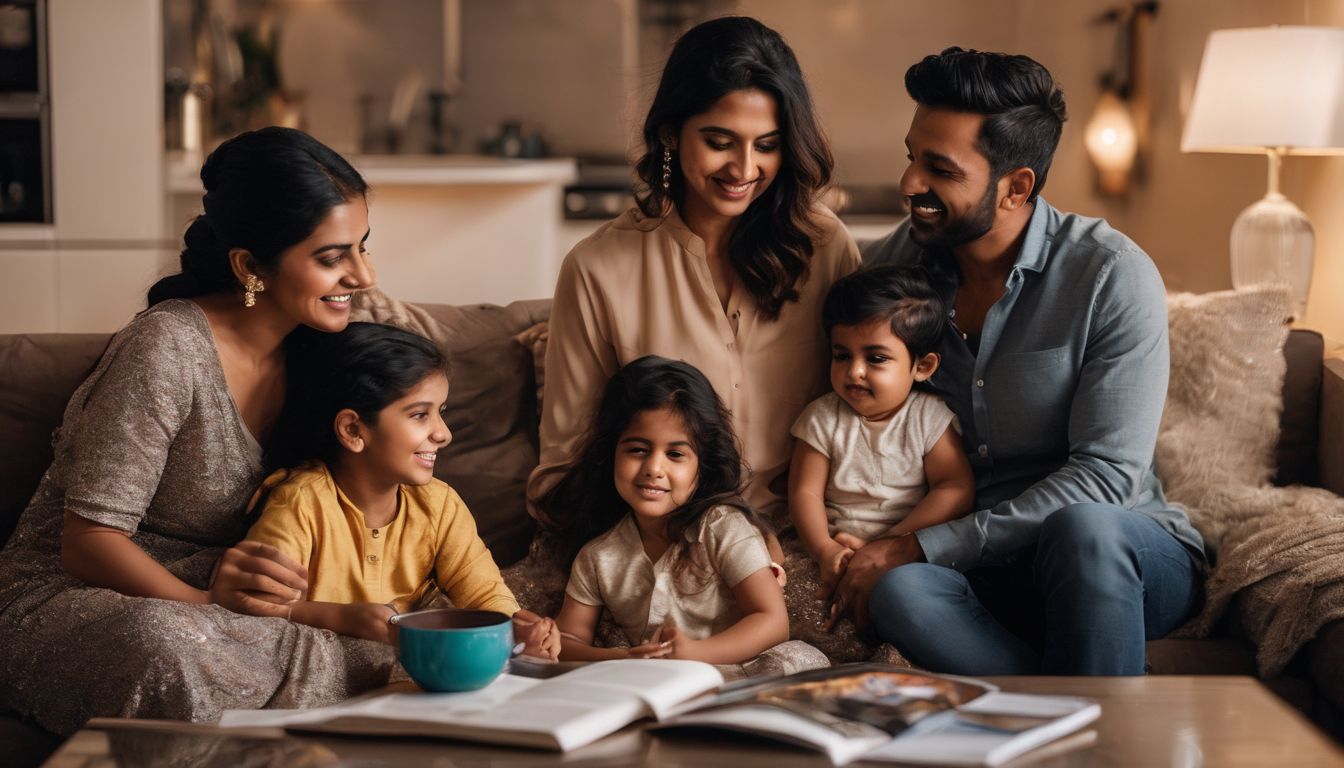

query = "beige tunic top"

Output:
[[530, 206, 860, 517], [565, 506, 771, 644], [791, 390, 957, 541]]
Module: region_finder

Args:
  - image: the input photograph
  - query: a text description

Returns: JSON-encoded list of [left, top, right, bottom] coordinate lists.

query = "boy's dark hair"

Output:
[[822, 265, 946, 359], [264, 322, 447, 470], [536, 355, 770, 573], [905, 47, 1067, 202]]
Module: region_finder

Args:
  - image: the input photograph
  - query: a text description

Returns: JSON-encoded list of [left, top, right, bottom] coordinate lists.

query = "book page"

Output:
[[218, 675, 540, 729], [550, 659, 724, 719]]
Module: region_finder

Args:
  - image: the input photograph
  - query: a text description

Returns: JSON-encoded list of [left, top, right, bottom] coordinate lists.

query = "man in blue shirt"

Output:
[[840, 47, 1205, 675]]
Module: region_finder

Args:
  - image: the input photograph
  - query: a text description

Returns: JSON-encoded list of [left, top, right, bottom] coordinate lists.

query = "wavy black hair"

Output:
[[148, 126, 368, 306], [905, 47, 1067, 202], [263, 322, 446, 472], [537, 355, 769, 577], [822, 265, 946, 359], [634, 16, 834, 321]]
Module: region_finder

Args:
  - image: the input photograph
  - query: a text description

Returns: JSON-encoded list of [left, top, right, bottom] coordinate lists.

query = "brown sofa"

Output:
[[2, 297, 1342, 762]]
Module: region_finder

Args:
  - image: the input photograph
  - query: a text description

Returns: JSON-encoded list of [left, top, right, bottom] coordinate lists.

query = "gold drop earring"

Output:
[[662, 146, 672, 192], [243, 274, 265, 308]]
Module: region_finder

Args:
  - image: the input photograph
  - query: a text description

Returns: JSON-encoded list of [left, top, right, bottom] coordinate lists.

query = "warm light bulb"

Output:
[[1085, 90, 1139, 194]]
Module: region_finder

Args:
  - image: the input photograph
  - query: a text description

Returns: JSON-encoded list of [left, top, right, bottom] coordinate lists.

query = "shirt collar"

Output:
[[916, 197, 1055, 282], [632, 204, 706, 259], [1014, 197, 1054, 274]]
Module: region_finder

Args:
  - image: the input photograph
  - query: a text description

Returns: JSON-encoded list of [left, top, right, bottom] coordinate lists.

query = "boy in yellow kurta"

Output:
[[243, 322, 558, 655], [246, 462, 518, 618]]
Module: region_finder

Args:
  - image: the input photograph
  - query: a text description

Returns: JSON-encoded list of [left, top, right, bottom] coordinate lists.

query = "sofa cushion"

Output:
[[352, 291, 548, 567], [0, 334, 111, 548]]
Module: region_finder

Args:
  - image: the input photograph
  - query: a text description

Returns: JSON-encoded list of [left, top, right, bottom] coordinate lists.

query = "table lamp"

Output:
[[1181, 26, 1344, 316]]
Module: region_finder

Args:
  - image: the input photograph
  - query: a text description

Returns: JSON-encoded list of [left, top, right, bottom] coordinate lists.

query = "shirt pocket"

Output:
[[988, 346, 1075, 454]]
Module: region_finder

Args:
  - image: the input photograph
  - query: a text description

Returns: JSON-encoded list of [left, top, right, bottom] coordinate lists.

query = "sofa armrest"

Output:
[[1322, 358, 1344, 497]]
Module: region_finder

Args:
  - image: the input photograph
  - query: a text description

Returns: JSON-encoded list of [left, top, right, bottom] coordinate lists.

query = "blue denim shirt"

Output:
[[863, 199, 1205, 571]]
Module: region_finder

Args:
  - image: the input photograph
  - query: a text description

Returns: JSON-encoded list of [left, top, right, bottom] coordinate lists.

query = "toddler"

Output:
[[789, 265, 975, 614]]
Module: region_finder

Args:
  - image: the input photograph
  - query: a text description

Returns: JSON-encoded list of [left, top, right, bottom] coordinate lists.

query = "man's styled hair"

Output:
[[822, 265, 946, 360], [905, 47, 1067, 202]]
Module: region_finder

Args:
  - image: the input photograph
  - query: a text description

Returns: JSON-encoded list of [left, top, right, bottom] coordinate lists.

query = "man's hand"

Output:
[[830, 534, 925, 631]]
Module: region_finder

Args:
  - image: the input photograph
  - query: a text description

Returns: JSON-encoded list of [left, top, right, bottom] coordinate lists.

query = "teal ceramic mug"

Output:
[[391, 608, 514, 692]]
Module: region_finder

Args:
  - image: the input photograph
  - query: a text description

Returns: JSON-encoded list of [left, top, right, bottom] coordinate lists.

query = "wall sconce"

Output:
[[1084, 87, 1138, 196], [1084, 2, 1157, 196]]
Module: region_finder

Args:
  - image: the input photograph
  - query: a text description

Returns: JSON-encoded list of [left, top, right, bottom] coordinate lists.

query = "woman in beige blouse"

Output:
[[528, 16, 860, 529]]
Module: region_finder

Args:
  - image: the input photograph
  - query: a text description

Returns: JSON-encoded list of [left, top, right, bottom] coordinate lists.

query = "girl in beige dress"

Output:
[[539, 356, 823, 673]]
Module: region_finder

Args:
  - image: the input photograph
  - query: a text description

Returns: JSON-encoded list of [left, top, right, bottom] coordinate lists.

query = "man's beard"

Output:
[[907, 181, 998, 249]]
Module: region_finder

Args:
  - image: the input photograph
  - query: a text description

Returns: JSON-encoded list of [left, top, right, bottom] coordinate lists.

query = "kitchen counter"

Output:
[[165, 150, 579, 307], [166, 152, 577, 193]]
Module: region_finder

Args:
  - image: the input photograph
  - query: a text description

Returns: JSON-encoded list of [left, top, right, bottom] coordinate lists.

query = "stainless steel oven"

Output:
[[0, 0, 49, 223]]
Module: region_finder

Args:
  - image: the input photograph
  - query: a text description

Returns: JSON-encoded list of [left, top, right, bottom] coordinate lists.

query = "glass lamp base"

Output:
[[1229, 192, 1314, 317]]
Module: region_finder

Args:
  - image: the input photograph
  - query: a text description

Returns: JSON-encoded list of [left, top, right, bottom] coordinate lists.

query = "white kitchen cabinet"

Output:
[[0, 0, 170, 335]]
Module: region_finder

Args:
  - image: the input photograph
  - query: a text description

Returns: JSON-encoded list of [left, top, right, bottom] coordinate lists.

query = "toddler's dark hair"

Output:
[[264, 322, 447, 471], [822, 265, 946, 359], [537, 355, 769, 574]]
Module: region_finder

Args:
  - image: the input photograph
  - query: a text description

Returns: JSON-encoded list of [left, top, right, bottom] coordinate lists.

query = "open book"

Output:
[[219, 659, 721, 751], [219, 661, 1098, 765], [658, 664, 1100, 766]]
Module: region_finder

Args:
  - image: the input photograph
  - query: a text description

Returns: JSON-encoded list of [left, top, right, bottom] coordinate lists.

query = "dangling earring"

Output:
[[661, 146, 672, 192], [243, 274, 265, 308]]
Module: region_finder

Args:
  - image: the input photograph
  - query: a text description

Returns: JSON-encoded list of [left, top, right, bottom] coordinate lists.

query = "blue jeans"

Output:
[[869, 503, 1202, 675]]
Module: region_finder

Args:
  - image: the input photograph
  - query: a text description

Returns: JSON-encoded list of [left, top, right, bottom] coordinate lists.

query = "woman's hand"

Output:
[[513, 608, 562, 661], [209, 541, 308, 618]]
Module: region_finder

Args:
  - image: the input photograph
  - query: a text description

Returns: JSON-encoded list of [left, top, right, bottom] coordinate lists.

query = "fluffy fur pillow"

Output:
[[1156, 285, 1292, 552]]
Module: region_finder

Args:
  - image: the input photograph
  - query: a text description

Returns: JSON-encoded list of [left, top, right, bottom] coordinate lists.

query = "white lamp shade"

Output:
[[1182, 26, 1344, 155]]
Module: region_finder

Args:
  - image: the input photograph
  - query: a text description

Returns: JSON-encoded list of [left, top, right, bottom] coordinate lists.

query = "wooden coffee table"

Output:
[[41, 675, 1344, 767]]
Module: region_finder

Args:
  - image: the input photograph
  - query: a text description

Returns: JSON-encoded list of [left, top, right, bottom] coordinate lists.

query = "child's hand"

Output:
[[513, 609, 561, 661], [833, 532, 867, 551], [624, 624, 674, 659], [343, 602, 397, 645], [659, 622, 702, 661], [815, 540, 855, 600]]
